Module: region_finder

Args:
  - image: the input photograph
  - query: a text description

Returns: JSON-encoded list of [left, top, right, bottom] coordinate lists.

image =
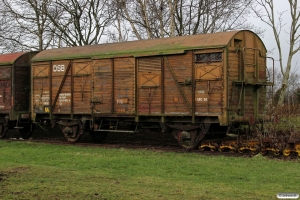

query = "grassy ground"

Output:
[[0, 140, 299, 200]]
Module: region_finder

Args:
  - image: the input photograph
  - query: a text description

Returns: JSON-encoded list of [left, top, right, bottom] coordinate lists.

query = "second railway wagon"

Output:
[[0, 52, 37, 138], [31, 30, 272, 149]]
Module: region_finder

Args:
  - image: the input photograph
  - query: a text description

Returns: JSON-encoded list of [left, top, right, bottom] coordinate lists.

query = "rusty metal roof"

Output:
[[32, 30, 255, 62], [0, 52, 26, 66]]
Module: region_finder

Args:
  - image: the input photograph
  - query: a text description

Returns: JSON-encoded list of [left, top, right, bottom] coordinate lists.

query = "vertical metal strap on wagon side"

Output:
[[111, 58, 114, 114], [49, 61, 53, 120], [161, 57, 165, 120], [192, 51, 195, 123], [70, 62, 74, 119]]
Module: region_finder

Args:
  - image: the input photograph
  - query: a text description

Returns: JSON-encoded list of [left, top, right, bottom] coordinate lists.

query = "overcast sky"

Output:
[[252, 1, 299, 72]]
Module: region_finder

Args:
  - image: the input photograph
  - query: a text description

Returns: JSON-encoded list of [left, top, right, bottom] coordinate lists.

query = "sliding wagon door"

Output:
[[114, 58, 135, 114], [50, 60, 72, 114], [32, 62, 50, 114], [91, 59, 113, 114], [91, 58, 135, 115], [72, 60, 92, 114], [137, 57, 162, 115], [194, 50, 224, 115]]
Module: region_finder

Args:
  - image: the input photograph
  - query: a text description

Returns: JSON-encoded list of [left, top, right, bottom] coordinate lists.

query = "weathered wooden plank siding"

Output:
[[32, 63, 50, 113], [227, 46, 268, 117], [92, 59, 113, 114], [51, 60, 71, 114], [51, 75, 71, 114], [163, 53, 192, 115], [244, 86, 255, 116], [30, 30, 270, 128], [138, 57, 161, 114], [194, 49, 224, 115], [258, 55, 268, 112], [0, 80, 12, 112], [227, 49, 241, 115], [32, 78, 50, 113], [114, 58, 135, 114], [195, 80, 223, 114], [73, 60, 92, 114], [0, 67, 12, 112]]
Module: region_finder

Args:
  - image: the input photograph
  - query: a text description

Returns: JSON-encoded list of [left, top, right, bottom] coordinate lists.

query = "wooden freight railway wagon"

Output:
[[31, 30, 272, 149], [0, 52, 37, 139]]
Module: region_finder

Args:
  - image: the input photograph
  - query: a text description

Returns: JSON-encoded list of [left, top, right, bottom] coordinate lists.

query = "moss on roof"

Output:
[[32, 30, 263, 62]]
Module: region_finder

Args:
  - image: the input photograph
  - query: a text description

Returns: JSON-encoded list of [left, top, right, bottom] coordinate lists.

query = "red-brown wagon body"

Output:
[[0, 52, 37, 138], [31, 30, 272, 148]]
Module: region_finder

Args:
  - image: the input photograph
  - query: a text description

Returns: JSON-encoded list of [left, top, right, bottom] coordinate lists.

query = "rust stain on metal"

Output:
[[0, 52, 26, 65]]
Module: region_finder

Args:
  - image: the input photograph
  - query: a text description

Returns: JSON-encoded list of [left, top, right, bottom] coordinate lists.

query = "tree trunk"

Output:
[[277, 55, 293, 105]]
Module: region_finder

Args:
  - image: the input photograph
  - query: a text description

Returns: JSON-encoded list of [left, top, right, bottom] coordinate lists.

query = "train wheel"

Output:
[[210, 143, 218, 152], [62, 124, 83, 143], [200, 147, 207, 151], [229, 144, 238, 153], [260, 149, 268, 156], [90, 131, 107, 143], [176, 129, 201, 150], [251, 145, 260, 155], [0, 123, 7, 138], [218, 146, 225, 152], [272, 148, 280, 156], [238, 147, 244, 153]]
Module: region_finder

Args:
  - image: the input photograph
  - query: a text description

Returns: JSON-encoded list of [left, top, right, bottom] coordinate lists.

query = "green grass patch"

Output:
[[0, 140, 299, 200]]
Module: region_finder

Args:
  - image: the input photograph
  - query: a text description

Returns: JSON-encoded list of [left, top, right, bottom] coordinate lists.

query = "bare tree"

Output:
[[287, 69, 300, 105], [110, 0, 129, 40], [46, 0, 114, 46], [252, 0, 300, 105], [272, 65, 300, 105], [113, 0, 257, 40], [0, 0, 55, 52], [0, 0, 113, 50], [106, 0, 131, 42], [115, 0, 168, 40], [175, 0, 253, 35], [0, 0, 261, 50], [168, 0, 176, 37]]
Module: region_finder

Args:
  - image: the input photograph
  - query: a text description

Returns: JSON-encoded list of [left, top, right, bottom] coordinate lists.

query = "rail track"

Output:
[[2, 129, 299, 161]]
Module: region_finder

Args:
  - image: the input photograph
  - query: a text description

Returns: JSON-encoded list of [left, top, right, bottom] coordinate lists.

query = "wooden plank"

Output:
[[0, 79, 12, 112], [163, 53, 192, 115], [92, 59, 113, 114], [52, 75, 71, 114], [114, 58, 135, 114], [73, 72, 91, 114], [33, 65, 49, 77], [32, 77, 50, 113], [138, 57, 161, 114]]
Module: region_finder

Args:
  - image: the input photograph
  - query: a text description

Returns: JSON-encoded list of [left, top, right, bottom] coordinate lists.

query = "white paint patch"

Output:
[[53, 64, 65, 72], [58, 93, 71, 105], [197, 90, 206, 94], [196, 98, 208, 102]]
